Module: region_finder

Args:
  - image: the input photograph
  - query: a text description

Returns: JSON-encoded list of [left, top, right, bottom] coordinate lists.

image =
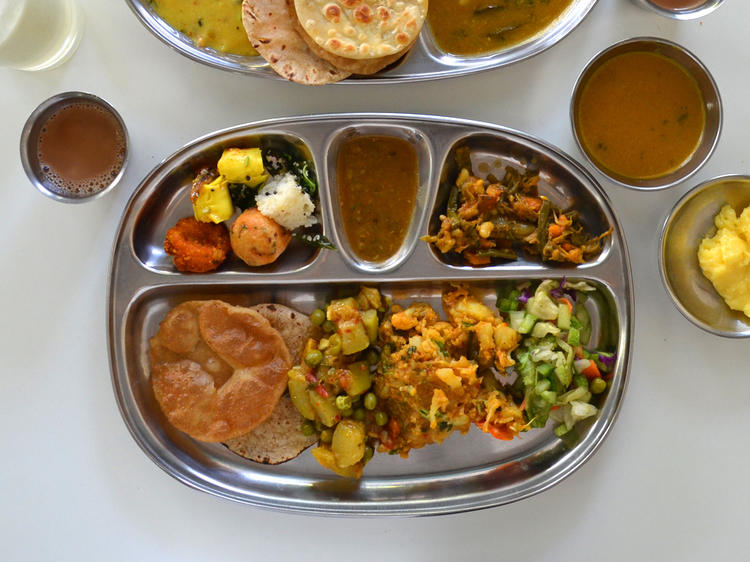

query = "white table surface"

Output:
[[2, 1, 747, 560]]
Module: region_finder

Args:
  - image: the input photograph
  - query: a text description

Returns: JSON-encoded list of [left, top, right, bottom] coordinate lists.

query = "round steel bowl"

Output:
[[659, 175, 750, 338], [124, 0, 599, 82], [570, 37, 722, 191], [631, 0, 725, 20], [19, 91, 129, 203]]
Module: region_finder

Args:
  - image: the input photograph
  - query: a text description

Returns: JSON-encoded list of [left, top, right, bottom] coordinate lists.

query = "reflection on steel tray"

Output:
[[108, 113, 632, 515], [125, 0, 599, 82]]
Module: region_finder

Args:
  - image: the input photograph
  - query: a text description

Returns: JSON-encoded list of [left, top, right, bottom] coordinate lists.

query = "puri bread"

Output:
[[223, 303, 317, 463], [289, 0, 409, 74], [150, 300, 292, 442], [241, 0, 350, 85], [294, 0, 427, 60]]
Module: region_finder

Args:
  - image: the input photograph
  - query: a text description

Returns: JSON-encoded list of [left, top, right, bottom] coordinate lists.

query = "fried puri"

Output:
[[223, 303, 318, 463], [149, 300, 292, 442]]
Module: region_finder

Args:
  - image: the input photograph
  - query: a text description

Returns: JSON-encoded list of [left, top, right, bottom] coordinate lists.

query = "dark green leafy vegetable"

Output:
[[292, 231, 336, 250], [262, 148, 318, 195], [227, 183, 257, 211]]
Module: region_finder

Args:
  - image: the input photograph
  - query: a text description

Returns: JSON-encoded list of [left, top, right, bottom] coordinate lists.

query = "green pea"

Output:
[[320, 429, 333, 443], [363, 392, 377, 411], [310, 308, 326, 326], [301, 420, 316, 436], [322, 320, 337, 333], [353, 408, 366, 421], [304, 349, 323, 367], [335, 395, 352, 411], [590, 377, 607, 394], [341, 407, 353, 417], [363, 446, 374, 463], [365, 349, 380, 366], [374, 411, 389, 426]]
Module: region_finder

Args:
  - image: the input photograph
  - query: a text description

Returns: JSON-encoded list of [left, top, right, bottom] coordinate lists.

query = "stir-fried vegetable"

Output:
[[422, 147, 612, 265]]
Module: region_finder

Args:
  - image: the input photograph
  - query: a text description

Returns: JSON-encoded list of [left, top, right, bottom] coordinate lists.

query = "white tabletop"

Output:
[[2, 1, 747, 560]]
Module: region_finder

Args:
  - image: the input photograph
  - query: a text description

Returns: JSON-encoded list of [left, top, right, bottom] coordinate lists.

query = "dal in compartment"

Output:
[[337, 135, 419, 263], [428, 0, 573, 56]]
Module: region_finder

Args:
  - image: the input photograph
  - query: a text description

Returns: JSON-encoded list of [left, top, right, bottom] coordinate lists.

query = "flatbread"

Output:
[[294, 0, 427, 60], [241, 0, 350, 85], [289, 0, 411, 74], [225, 303, 318, 464], [149, 301, 291, 442], [224, 395, 317, 464], [249, 303, 314, 364]]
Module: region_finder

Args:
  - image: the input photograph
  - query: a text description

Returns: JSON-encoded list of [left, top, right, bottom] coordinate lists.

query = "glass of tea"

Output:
[[0, 0, 83, 71], [20, 92, 129, 203], [631, 0, 725, 19]]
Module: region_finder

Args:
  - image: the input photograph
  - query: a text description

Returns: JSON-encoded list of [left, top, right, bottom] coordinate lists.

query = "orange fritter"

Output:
[[164, 216, 230, 272], [149, 300, 292, 442]]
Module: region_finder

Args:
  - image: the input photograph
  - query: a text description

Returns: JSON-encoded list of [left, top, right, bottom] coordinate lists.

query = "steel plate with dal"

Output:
[[108, 114, 632, 515], [125, 0, 598, 82]]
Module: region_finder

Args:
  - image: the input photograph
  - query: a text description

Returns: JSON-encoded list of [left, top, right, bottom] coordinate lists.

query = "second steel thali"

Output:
[[125, 0, 599, 82], [108, 113, 632, 515]]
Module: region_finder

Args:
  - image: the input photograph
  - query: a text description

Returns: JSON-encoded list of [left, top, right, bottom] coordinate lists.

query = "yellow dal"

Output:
[[428, 0, 572, 56], [698, 205, 750, 319], [150, 0, 257, 56], [576, 51, 705, 180]]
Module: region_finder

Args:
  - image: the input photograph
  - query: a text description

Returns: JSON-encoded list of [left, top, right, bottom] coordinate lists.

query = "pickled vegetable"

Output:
[[217, 148, 268, 186], [192, 175, 234, 224]]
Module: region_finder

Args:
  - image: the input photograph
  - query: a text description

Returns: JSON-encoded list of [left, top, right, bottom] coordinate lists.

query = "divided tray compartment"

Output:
[[108, 114, 633, 515], [125, 0, 599, 82]]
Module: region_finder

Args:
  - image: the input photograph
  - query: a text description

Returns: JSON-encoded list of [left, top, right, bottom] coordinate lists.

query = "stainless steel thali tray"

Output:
[[108, 113, 632, 515], [125, 0, 598, 82]]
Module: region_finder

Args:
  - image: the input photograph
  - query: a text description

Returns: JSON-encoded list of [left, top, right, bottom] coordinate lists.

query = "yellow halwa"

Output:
[[698, 205, 750, 319]]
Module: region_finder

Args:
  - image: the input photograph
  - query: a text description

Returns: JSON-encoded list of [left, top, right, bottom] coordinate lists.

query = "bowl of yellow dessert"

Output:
[[660, 175, 750, 337]]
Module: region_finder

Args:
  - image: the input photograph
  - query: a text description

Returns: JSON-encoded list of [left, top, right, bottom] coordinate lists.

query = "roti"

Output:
[[289, 0, 411, 74], [223, 395, 317, 464], [241, 0, 351, 84], [294, 0, 427, 60]]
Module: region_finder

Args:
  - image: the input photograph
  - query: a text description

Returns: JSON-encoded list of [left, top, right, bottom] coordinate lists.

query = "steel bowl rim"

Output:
[[569, 36, 723, 191], [637, 0, 725, 21], [658, 173, 750, 338]]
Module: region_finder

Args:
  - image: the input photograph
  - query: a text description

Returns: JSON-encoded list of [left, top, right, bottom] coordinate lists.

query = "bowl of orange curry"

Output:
[[570, 37, 722, 190]]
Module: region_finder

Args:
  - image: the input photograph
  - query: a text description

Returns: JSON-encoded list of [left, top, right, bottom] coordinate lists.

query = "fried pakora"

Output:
[[164, 216, 231, 273]]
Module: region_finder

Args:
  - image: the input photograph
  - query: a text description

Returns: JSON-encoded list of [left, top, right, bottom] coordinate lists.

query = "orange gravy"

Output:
[[575, 51, 705, 180]]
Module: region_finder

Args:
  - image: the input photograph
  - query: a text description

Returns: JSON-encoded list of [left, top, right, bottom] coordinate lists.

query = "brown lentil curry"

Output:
[[337, 136, 418, 262]]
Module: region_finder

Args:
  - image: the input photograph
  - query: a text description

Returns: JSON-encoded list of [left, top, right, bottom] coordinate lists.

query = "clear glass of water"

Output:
[[0, 0, 83, 71]]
